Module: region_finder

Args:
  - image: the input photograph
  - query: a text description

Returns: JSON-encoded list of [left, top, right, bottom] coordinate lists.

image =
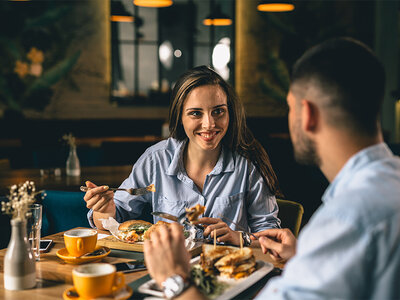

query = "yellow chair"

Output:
[[277, 199, 304, 237]]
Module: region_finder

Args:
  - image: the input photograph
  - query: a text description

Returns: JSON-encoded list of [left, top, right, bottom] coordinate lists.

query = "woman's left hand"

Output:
[[194, 217, 241, 246]]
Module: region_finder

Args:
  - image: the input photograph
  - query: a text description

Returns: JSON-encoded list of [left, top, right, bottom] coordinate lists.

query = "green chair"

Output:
[[41, 190, 90, 236], [277, 199, 304, 237]]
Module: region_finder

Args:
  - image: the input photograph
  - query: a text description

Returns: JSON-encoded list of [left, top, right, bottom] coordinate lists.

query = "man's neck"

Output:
[[318, 130, 383, 182]]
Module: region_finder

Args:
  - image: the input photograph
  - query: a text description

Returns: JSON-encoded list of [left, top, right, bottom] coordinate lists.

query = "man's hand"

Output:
[[194, 217, 241, 246], [144, 223, 191, 287], [253, 228, 297, 262]]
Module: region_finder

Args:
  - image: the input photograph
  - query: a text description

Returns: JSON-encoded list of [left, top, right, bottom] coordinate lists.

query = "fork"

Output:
[[80, 184, 155, 196]]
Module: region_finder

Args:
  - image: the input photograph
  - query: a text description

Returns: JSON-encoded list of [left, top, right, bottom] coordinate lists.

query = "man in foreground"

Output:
[[144, 37, 400, 299]]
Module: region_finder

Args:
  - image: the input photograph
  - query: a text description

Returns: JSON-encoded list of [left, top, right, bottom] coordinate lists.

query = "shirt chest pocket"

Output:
[[209, 192, 245, 218], [155, 195, 187, 216]]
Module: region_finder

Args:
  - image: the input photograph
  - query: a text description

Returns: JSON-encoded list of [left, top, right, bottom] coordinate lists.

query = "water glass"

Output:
[[28, 204, 42, 261]]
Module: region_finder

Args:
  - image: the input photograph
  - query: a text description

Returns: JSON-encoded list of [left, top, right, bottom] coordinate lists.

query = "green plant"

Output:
[[0, 1, 81, 114]]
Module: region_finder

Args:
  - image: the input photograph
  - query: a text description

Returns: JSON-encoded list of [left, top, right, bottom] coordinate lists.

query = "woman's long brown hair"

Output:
[[168, 66, 283, 197]]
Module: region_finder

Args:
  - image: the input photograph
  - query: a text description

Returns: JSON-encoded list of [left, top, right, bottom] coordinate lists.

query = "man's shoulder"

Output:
[[326, 164, 400, 229]]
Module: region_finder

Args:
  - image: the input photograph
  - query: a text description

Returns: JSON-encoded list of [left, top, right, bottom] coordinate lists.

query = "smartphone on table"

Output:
[[114, 261, 147, 273], [39, 240, 54, 253]]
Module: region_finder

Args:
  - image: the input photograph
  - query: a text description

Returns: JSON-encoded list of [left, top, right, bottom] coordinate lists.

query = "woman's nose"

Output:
[[202, 113, 216, 129]]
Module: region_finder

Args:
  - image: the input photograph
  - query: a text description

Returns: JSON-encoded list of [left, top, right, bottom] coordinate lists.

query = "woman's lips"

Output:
[[197, 131, 218, 141]]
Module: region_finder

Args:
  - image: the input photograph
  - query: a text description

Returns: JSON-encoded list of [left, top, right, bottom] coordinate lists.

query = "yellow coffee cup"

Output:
[[64, 228, 97, 257], [72, 263, 125, 299]]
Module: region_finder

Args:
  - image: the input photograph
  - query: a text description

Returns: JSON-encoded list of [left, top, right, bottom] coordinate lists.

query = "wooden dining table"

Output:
[[0, 228, 284, 300]]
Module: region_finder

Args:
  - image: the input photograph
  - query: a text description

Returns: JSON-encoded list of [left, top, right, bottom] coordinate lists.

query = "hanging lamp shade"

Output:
[[257, 0, 295, 12], [111, 0, 134, 22], [203, 4, 232, 26], [133, 0, 173, 8]]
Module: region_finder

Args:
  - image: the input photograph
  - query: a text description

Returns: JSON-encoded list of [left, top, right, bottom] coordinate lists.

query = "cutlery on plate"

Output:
[[218, 214, 259, 240], [80, 184, 155, 196]]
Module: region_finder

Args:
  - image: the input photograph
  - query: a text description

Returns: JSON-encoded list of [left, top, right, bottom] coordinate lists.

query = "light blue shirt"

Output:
[[257, 143, 400, 299], [89, 137, 280, 232]]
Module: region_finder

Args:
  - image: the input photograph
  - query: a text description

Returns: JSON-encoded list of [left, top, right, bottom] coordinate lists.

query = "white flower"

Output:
[[62, 133, 76, 147], [1, 181, 43, 221]]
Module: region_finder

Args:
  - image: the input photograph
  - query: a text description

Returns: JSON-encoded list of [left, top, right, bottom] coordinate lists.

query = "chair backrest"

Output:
[[277, 199, 304, 237], [41, 190, 91, 236]]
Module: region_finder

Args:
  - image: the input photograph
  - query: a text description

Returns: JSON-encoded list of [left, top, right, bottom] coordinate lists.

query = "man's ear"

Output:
[[301, 99, 318, 133]]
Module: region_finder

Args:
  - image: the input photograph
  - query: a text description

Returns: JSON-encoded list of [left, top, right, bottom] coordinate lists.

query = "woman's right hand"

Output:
[[83, 180, 115, 214]]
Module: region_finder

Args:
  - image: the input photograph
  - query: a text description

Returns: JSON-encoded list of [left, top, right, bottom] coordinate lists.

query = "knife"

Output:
[[151, 211, 178, 222], [151, 211, 204, 230]]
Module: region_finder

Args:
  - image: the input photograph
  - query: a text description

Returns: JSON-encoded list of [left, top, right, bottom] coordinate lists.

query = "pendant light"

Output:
[[111, 0, 134, 22], [257, 0, 295, 12], [133, 0, 173, 8], [203, 3, 232, 26]]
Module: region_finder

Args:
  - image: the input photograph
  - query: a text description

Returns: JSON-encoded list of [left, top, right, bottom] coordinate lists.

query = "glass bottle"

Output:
[[4, 218, 36, 290], [66, 145, 81, 176]]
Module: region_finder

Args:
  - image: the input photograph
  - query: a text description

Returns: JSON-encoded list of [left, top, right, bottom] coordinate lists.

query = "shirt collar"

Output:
[[166, 140, 235, 176], [322, 143, 393, 203]]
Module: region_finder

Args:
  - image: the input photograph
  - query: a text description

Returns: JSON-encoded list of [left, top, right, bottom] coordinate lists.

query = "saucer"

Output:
[[56, 246, 111, 264], [63, 285, 133, 300]]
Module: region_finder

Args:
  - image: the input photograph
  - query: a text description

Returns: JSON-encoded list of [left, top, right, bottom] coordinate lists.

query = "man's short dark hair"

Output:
[[291, 37, 385, 136]]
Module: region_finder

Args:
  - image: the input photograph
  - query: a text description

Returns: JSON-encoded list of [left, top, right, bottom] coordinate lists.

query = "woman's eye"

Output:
[[189, 111, 201, 117], [213, 108, 225, 115]]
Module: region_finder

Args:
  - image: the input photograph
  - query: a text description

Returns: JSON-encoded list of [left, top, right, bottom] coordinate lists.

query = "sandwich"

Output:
[[186, 204, 206, 222], [117, 220, 153, 243], [200, 244, 239, 274], [214, 247, 256, 279]]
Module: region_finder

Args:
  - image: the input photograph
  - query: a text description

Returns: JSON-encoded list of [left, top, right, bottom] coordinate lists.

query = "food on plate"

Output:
[[117, 220, 152, 243], [185, 204, 206, 222], [200, 244, 256, 279], [143, 220, 170, 240], [200, 244, 239, 274], [214, 247, 256, 279]]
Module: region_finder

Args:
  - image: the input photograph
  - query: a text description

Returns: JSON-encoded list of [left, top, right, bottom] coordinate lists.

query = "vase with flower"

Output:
[[1, 181, 42, 290], [63, 133, 81, 177]]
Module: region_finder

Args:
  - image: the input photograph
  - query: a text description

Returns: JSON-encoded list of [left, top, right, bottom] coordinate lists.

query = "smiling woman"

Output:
[[84, 65, 281, 247]]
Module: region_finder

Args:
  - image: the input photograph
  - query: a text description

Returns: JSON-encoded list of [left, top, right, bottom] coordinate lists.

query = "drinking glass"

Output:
[[28, 204, 42, 261]]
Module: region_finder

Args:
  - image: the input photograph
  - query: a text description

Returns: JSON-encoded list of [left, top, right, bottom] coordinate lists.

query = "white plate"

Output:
[[138, 256, 274, 300]]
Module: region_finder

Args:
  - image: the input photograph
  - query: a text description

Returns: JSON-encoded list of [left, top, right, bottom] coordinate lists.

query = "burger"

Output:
[[117, 220, 153, 243], [142, 220, 170, 240]]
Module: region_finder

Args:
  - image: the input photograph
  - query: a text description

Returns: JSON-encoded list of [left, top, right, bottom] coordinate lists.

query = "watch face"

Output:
[[163, 275, 186, 299]]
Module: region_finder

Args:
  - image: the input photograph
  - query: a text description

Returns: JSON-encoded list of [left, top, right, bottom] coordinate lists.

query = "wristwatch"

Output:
[[240, 231, 252, 246], [161, 274, 190, 299]]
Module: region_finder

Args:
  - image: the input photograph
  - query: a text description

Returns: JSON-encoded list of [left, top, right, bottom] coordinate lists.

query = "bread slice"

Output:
[[214, 247, 253, 268], [214, 247, 256, 279]]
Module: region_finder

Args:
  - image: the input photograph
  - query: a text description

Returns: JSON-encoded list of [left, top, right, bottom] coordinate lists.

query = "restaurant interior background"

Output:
[[0, 0, 399, 230]]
